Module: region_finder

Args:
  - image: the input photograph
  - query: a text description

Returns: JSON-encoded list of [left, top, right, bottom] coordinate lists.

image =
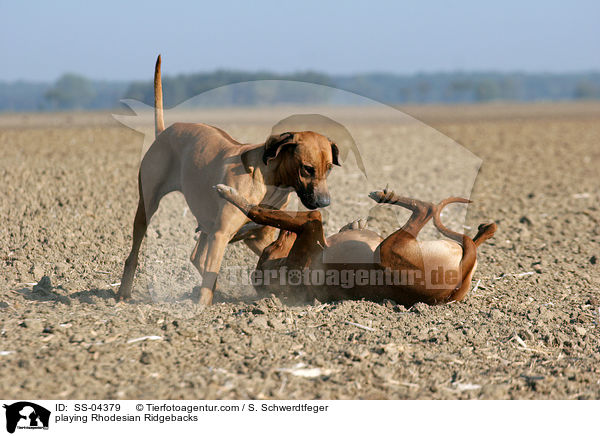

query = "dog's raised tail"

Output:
[[154, 54, 165, 138], [433, 197, 471, 245]]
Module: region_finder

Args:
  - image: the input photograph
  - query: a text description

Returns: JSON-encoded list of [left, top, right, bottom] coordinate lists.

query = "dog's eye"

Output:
[[302, 165, 316, 176]]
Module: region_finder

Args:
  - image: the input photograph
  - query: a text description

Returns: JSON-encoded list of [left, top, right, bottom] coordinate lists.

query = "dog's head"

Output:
[[263, 131, 340, 209]]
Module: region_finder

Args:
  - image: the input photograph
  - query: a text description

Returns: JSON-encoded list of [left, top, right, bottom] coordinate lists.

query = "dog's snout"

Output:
[[316, 194, 330, 208], [297, 182, 331, 210], [298, 190, 328, 210]]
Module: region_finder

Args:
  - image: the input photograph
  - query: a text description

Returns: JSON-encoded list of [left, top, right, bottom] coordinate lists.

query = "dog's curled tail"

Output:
[[154, 54, 165, 138], [433, 197, 472, 245]]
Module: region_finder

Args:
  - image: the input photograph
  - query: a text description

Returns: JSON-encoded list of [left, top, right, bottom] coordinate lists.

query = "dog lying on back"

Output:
[[215, 184, 496, 306]]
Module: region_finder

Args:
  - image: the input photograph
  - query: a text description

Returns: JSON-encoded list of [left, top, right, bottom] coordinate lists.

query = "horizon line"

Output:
[[2, 68, 600, 85]]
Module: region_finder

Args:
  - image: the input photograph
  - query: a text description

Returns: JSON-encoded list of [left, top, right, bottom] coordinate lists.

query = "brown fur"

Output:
[[154, 55, 164, 137]]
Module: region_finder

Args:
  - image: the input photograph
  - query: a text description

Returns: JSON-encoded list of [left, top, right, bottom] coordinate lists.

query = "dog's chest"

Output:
[[258, 186, 292, 209]]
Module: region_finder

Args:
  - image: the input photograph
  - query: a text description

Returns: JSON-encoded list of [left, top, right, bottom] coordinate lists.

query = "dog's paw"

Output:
[[368, 191, 383, 202], [214, 184, 237, 199], [369, 185, 395, 203], [369, 184, 397, 204], [478, 222, 498, 233], [369, 190, 393, 203], [339, 218, 368, 232], [214, 184, 251, 212]]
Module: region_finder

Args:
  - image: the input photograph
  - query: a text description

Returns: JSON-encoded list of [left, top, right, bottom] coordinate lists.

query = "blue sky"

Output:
[[1, 0, 599, 81]]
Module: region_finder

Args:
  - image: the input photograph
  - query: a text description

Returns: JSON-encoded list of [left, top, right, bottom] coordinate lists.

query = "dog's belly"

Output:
[[417, 240, 462, 272], [322, 230, 383, 264], [316, 239, 465, 305]]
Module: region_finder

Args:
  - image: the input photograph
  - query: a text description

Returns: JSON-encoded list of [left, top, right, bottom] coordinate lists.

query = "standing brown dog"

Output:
[[117, 56, 340, 304], [215, 184, 496, 306]]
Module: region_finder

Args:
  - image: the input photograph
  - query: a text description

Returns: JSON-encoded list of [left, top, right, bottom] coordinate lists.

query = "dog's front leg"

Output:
[[243, 225, 279, 256], [193, 230, 229, 305], [190, 232, 209, 274]]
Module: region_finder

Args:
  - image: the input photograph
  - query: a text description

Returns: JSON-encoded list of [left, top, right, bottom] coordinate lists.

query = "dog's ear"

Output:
[[331, 142, 341, 166], [263, 132, 295, 165]]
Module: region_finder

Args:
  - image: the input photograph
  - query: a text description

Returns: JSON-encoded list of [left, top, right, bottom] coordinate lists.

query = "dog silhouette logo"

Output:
[[3, 402, 50, 433]]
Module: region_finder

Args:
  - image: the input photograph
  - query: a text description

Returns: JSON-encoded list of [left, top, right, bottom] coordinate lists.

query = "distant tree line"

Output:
[[126, 70, 334, 107], [1, 70, 599, 111], [335, 72, 600, 104]]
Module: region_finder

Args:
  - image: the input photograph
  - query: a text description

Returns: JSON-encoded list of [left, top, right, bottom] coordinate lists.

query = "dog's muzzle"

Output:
[[315, 193, 330, 208], [298, 187, 330, 209]]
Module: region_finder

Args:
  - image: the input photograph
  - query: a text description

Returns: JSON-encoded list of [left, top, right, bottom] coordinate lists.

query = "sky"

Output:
[[1, 0, 599, 81]]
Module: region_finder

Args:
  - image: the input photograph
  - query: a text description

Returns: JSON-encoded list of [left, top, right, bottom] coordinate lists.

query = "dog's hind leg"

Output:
[[190, 232, 208, 279], [442, 222, 496, 303], [369, 189, 439, 299], [117, 144, 179, 301], [194, 230, 231, 305], [369, 188, 436, 242], [117, 174, 155, 300], [431, 198, 495, 303]]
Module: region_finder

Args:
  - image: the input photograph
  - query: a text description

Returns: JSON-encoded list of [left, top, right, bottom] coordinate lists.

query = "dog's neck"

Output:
[[240, 145, 287, 187], [241, 145, 294, 208]]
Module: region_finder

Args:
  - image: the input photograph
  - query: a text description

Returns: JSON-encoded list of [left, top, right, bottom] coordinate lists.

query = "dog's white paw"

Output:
[[214, 184, 251, 212], [339, 218, 368, 232], [214, 184, 237, 199]]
